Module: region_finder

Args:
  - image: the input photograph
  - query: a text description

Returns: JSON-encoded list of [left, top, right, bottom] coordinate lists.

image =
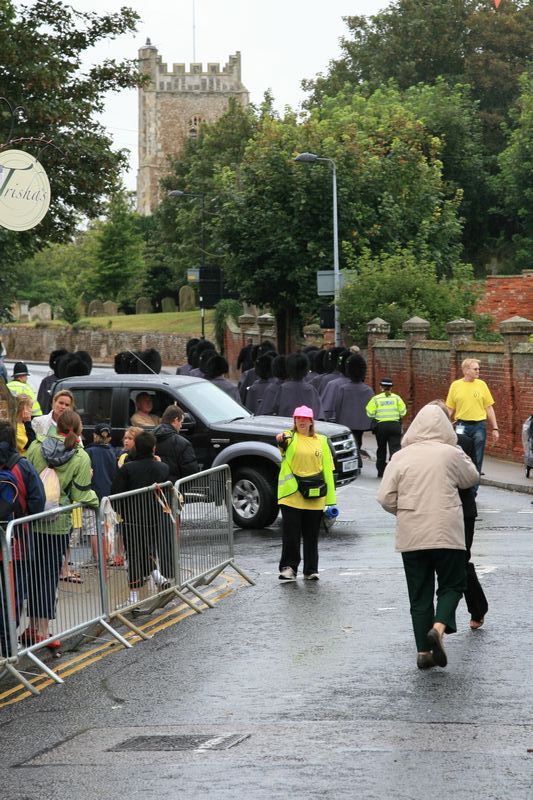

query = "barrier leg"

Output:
[[99, 619, 132, 648], [3, 662, 41, 696], [227, 560, 256, 586], [113, 613, 152, 640], [25, 650, 64, 685], [182, 582, 215, 608]]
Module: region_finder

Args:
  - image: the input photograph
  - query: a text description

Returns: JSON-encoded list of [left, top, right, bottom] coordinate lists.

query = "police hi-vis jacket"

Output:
[[365, 392, 407, 424]]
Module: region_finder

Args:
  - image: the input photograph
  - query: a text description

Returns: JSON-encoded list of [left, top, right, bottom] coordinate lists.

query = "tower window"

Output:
[[188, 115, 203, 139]]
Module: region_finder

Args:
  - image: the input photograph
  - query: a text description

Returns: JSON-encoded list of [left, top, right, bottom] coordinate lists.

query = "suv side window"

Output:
[[72, 388, 113, 426], [128, 390, 181, 425]]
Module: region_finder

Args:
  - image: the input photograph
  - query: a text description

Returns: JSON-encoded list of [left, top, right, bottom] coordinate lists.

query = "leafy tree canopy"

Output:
[[304, 0, 533, 154], [0, 0, 142, 312]]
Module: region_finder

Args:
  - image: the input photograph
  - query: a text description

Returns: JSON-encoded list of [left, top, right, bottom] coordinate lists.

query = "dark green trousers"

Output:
[[401, 549, 467, 652]]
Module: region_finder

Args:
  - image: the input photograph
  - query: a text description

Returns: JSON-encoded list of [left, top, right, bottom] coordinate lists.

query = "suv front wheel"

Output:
[[232, 467, 278, 529]]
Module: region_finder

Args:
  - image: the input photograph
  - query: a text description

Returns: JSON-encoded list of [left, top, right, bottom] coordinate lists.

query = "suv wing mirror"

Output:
[[181, 412, 196, 434]]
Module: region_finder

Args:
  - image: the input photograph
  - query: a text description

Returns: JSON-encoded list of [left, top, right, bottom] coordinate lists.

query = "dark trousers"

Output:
[[0, 561, 26, 658], [279, 505, 323, 576], [375, 421, 402, 476], [401, 549, 467, 652], [464, 517, 488, 622], [123, 518, 175, 589], [351, 430, 364, 468], [26, 530, 70, 621]]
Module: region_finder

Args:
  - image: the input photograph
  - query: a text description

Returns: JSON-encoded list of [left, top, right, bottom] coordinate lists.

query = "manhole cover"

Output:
[[110, 733, 249, 752]]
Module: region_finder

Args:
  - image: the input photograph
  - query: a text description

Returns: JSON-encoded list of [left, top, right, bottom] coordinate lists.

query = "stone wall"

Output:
[[0, 326, 190, 369], [475, 271, 533, 328], [366, 316, 533, 462]]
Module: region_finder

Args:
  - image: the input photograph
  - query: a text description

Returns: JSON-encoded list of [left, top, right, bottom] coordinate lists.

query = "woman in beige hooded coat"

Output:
[[377, 403, 478, 670]]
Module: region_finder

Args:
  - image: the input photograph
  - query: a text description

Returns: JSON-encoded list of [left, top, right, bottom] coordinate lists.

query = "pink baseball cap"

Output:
[[293, 405, 314, 419]]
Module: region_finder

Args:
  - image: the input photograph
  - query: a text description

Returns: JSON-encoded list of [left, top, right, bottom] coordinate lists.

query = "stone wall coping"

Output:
[[499, 316, 533, 333], [411, 341, 452, 351], [513, 342, 533, 354], [371, 340, 406, 349], [402, 316, 430, 330]]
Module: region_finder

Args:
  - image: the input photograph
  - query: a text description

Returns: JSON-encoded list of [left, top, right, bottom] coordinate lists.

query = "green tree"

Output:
[[304, 0, 533, 153], [144, 98, 259, 305], [338, 248, 477, 343], [0, 0, 142, 314], [496, 71, 533, 270], [14, 228, 101, 309], [94, 192, 146, 310], [212, 89, 465, 348]]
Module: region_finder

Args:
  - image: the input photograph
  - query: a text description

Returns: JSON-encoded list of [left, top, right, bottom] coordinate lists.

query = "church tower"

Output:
[[137, 41, 249, 215]]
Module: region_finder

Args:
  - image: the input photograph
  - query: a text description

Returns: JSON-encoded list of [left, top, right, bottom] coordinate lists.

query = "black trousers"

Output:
[[279, 505, 323, 576], [375, 421, 402, 476], [464, 517, 488, 622], [401, 549, 466, 652]]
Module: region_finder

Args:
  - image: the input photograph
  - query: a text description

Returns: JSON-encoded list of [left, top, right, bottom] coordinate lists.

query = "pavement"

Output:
[[361, 432, 533, 495]]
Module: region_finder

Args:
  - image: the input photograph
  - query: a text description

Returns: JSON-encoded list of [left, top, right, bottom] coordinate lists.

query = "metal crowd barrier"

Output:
[[0, 467, 254, 697], [175, 464, 255, 592], [0, 504, 129, 695]]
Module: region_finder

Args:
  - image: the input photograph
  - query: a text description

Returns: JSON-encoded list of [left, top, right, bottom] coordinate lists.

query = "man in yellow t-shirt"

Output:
[[446, 358, 499, 473]]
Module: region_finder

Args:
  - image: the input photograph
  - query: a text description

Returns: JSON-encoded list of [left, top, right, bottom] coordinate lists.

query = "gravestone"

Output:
[[53, 305, 64, 320], [29, 302, 52, 322], [103, 300, 119, 316], [136, 297, 153, 315], [161, 296, 177, 313], [88, 299, 104, 317], [179, 284, 196, 312]]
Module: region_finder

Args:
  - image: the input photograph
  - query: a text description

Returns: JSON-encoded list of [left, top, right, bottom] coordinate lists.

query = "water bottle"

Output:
[[325, 505, 339, 520]]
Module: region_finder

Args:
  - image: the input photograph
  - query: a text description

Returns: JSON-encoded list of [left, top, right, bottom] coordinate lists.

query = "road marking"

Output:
[[0, 576, 241, 708], [477, 566, 497, 575], [517, 509, 533, 514]]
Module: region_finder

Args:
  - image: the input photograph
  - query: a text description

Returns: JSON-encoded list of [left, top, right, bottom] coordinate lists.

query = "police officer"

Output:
[[6, 362, 42, 418], [366, 378, 406, 477]]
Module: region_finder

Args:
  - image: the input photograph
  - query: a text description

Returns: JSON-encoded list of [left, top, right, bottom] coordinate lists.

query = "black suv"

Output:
[[55, 374, 359, 529]]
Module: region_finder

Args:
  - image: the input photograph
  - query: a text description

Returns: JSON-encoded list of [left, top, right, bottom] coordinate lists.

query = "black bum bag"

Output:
[[296, 473, 327, 499]]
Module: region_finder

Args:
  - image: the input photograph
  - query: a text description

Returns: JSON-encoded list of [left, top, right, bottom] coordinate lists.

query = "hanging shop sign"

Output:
[[0, 148, 51, 231]]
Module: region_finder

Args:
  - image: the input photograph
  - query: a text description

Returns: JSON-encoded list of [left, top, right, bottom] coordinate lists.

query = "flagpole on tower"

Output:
[[192, 0, 196, 62]]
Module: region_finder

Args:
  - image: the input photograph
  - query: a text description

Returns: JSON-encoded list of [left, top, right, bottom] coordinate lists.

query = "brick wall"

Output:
[[475, 272, 533, 328], [0, 326, 189, 369], [369, 330, 532, 463]]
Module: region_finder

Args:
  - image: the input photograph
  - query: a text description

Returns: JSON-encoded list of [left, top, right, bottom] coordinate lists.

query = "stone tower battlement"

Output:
[[137, 42, 249, 215]]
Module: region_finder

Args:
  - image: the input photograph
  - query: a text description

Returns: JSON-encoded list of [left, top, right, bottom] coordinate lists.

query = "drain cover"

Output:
[[110, 733, 249, 752]]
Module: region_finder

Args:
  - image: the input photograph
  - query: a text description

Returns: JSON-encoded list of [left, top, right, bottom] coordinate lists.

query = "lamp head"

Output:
[[294, 152, 319, 163], [168, 190, 186, 198]]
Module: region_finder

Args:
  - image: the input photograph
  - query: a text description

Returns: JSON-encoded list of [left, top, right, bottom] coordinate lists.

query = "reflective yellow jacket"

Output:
[[277, 431, 336, 505]]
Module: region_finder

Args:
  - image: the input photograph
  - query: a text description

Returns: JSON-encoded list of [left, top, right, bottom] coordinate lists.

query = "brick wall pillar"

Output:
[[402, 316, 430, 418], [499, 316, 533, 457], [257, 313, 276, 347], [366, 317, 390, 391], [446, 318, 475, 384]]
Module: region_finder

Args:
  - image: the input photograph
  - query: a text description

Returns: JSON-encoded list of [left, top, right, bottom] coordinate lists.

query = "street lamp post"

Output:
[[168, 189, 206, 338], [294, 152, 341, 347]]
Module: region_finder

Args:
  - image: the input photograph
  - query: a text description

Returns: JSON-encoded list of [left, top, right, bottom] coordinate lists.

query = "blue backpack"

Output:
[[0, 454, 23, 524]]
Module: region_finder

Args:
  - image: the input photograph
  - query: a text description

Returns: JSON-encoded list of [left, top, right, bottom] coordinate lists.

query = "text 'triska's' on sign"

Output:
[[0, 149, 51, 231]]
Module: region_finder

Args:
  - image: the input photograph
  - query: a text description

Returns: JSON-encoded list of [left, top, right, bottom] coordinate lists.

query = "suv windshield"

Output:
[[178, 382, 251, 424]]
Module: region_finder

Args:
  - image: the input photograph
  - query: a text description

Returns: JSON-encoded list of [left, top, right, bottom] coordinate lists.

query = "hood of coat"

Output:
[[401, 404, 457, 448], [153, 423, 175, 442], [0, 441, 14, 466], [40, 435, 77, 467]]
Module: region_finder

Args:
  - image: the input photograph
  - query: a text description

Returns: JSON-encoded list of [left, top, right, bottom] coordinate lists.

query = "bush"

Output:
[[214, 299, 243, 353], [338, 248, 477, 342]]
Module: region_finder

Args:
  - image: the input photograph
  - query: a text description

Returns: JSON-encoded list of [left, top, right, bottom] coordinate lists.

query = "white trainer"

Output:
[[279, 567, 296, 581], [304, 573, 319, 580]]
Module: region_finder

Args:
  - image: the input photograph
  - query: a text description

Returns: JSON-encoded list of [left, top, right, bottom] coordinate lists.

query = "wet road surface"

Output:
[[0, 458, 532, 799]]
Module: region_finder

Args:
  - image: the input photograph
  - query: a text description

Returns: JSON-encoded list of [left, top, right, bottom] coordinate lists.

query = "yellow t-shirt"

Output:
[[445, 378, 494, 422], [279, 434, 327, 511]]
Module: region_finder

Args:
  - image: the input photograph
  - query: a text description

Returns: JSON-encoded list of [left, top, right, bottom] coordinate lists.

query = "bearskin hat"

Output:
[[204, 354, 228, 380], [345, 353, 367, 383], [255, 353, 273, 380], [286, 353, 309, 382]]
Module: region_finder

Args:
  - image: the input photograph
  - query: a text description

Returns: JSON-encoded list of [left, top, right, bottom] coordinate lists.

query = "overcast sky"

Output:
[[70, 0, 388, 189]]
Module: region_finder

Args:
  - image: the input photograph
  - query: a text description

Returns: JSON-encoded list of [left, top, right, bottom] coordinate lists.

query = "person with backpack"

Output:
[[25, 410, 98, 648], [0, 421, 45, 657]]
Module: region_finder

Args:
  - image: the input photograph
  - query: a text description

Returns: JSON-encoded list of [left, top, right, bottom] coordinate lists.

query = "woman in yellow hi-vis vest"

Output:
[[276, 405, 337, 581]]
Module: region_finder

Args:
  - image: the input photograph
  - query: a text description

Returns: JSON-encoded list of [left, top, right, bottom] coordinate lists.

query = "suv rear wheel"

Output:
[[232, 467, 278, 529]]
